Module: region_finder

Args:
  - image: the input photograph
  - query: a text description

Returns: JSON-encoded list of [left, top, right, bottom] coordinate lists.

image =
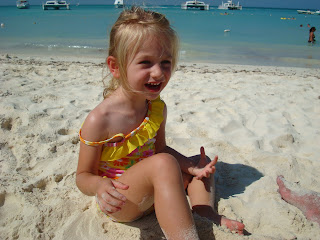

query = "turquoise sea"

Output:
[[0, 5, 319, 68]]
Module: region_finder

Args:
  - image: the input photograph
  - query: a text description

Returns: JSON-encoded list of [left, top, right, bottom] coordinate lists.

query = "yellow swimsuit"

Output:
[[79, 97, 165, 179]]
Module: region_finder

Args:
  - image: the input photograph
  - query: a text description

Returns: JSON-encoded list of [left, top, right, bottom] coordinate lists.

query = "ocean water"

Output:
[[0, 4, 319, 68]]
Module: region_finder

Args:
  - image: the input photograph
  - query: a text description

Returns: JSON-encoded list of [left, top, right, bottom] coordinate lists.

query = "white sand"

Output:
[[1, 53, 320, 239]]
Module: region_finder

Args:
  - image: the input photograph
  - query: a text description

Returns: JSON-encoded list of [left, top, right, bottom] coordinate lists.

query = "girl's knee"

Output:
[[152, 153, 180, 171], [146, 153, 183, 180], [148, 153, 185, 187]]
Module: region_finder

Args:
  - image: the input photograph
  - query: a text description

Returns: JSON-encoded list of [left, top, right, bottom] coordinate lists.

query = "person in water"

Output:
[[76, 6, 245, 239], [308, 27, 316, 43]]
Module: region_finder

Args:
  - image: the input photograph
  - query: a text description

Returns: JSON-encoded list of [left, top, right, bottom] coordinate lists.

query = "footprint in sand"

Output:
[[57, 128, 76, 136], [221, 120, 241, 134], [0, 193, 24, 218], [22, 174, 65, 193], [0, 115, 13, 131], [270, 134, 295, 152]]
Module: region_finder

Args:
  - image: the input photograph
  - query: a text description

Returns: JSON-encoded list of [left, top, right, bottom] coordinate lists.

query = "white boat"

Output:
[[43, 1, 70, 10], [181, 1, 209, 11], [297, 10, 312, 14], [114, 0, 124, 8], [16, 0, 30, 9], [218, 0, 242, 10], [297, 10, 320, 15]]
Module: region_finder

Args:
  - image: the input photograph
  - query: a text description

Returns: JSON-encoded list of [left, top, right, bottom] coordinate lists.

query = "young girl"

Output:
[[76, 6, 245, 239]]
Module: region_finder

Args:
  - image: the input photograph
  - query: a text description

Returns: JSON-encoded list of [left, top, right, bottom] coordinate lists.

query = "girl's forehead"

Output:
[[135, 43, 172, 59], [143, 35, 170, 47], [138, 37, 172, 54]]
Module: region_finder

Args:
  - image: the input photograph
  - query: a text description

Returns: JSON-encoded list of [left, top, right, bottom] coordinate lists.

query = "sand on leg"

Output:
[[277, 175, 320, 226], [109, 153, 199, 240]]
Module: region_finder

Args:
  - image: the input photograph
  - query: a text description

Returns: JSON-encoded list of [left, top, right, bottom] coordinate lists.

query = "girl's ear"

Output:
[[106, 56, 120, 78]]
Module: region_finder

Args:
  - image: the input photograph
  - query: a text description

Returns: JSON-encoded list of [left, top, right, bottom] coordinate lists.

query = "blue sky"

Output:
[[3, 0, 319, 9]]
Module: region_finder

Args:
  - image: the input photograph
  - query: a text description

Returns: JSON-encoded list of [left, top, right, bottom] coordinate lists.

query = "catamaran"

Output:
[[218, 0, 242, 10], [43, 1, 70, 10], [181, 1, 210, 11]]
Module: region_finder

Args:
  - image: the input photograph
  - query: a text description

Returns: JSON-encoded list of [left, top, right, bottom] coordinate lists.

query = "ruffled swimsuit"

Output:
[[79, 97, 164, 179]]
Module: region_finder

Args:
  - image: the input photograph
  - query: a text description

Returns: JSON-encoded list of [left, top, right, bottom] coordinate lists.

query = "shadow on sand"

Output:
[[215, 162, 264, 200]]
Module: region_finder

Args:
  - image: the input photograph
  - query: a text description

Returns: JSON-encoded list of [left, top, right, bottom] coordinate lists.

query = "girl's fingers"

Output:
[[103, 203, 121, 214], [101, 191, 125, 207], [96, 194, 121, 213], [200, 146, 206, 160], [210, 155, 218, 166], [95, 178, 129, 214], [108, 186, 127, 202], [112, 180, 129, 190]]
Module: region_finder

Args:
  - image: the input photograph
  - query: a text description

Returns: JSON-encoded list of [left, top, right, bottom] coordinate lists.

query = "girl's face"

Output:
[[125, 37, 173, 101]]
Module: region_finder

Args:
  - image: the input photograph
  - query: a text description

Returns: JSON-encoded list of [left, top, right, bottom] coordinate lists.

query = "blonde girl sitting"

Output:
[[76, 6, 245, 239]]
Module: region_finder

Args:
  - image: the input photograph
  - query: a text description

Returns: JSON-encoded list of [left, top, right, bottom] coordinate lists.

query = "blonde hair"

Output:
[[103, 6, 179, 98]]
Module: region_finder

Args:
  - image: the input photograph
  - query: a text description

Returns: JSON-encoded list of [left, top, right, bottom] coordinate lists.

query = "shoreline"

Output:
[[1, 38, 320, 69], [1, 54, 320, 239], [2, 52, 320, 73]]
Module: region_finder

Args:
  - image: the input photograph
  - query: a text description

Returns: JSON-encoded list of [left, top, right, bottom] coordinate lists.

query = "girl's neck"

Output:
[[115, 87, 148, 112]]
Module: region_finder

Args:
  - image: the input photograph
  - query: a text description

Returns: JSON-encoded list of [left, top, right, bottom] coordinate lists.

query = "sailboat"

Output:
[[114, 0, 124, 8]]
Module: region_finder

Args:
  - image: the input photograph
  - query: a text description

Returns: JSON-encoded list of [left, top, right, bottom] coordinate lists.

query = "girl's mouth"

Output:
[[145, 82, 162, 92]]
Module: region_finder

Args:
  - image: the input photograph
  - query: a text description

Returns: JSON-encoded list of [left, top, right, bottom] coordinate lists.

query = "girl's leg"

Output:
[[185, 156, 245, 234], [109, 153, 199, 240]]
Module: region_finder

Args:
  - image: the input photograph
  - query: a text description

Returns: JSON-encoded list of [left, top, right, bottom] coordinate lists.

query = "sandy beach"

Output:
[[1, 53, 320, 239]]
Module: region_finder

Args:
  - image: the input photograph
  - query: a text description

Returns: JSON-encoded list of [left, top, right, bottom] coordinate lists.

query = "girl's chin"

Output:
[[143, 88, 163, 100], [145, 93, 161, 101], [144, 89, 162, 99]]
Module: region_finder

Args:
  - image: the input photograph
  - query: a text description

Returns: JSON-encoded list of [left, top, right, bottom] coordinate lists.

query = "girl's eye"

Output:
[[139, 60, 151, 65], [161, 60, 172, 66]]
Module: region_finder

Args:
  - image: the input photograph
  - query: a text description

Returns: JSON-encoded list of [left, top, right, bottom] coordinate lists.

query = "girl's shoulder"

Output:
[[80, 100, 114, 144]]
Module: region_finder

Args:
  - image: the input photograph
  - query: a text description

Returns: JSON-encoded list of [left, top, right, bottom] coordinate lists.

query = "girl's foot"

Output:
[[192, 205, 245, 235], [220, 215, 245, 235]]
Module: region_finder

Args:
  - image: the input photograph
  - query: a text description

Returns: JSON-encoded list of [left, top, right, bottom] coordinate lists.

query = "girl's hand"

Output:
[[96, 177, 129, 214], [192, 146, 218, 180]]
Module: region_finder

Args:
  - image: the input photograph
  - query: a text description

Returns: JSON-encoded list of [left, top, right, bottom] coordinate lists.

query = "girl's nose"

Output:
[[150, 64, 163, 80]]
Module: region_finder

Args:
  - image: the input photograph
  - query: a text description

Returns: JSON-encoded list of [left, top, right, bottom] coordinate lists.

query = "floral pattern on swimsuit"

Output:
[[98, 138, 156, 179]]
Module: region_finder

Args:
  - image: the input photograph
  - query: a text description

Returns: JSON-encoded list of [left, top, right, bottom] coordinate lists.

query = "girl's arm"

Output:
[[76, 111, 128, 214], [155, 104, 217, 179]]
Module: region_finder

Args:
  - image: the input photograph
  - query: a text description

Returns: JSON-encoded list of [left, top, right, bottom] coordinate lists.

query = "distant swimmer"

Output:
[[1, 23, 4, 28], [308, 27, 316, 43], [224, 29, 230, 32]]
